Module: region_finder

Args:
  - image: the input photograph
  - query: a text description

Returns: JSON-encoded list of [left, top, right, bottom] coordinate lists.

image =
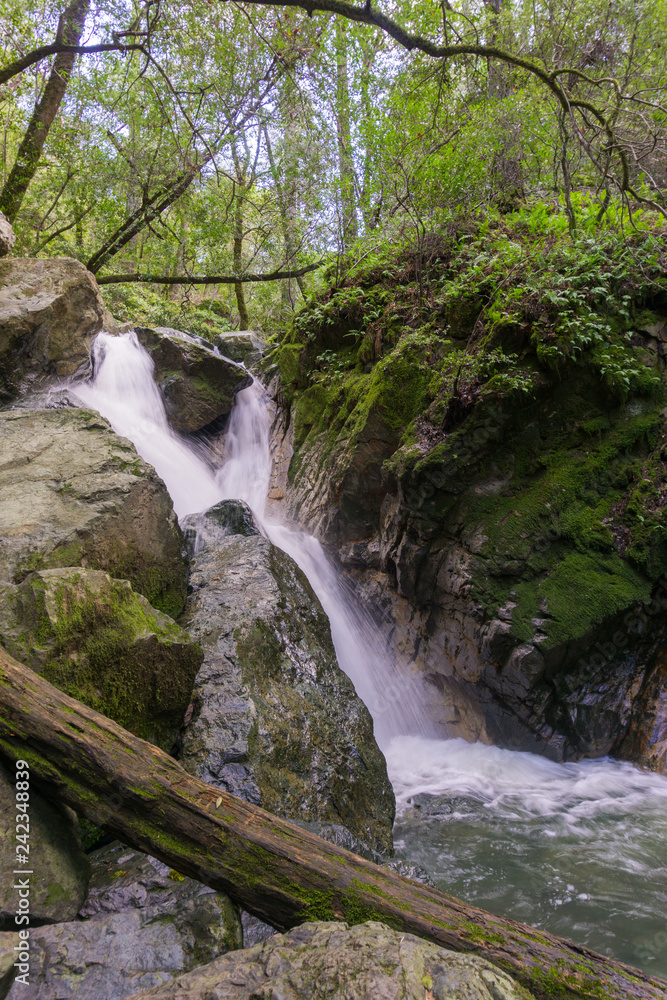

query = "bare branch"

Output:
[[96, 261, 323, 284]]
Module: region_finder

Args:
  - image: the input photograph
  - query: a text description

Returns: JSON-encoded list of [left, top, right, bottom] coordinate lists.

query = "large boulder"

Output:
[[0, 213, 14, 258], [215, 330, 265, 368], [0, 257, 114, 405], [0, 568, 202, 749], [134, 327, 251, 433], [0, 409, 188, 618], [124, 921, 534, 1000], [178, 500, 395, 857], [0, 762, 90, 928], [5, 842, 241, 1000]]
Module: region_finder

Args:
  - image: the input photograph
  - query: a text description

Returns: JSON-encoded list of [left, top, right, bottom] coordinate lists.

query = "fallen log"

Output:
[[0, 646, 664, 1000]]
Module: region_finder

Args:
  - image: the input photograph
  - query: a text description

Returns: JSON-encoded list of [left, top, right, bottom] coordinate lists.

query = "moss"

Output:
[[275, 344, 302, 399], [188, 374, 227, 406], [44, 882, 68, 904], [5, 571, 201, 749], [511, 552, 651, 646], [77, 814, 105, 851]]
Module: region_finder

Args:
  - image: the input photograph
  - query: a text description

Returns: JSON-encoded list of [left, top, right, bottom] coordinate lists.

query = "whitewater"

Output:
[[73, 330, 667, 975]]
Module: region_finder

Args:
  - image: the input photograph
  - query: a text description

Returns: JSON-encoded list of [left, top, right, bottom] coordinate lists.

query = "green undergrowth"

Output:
[[277, 211, 667, 646], [102, 283, 233, 342]]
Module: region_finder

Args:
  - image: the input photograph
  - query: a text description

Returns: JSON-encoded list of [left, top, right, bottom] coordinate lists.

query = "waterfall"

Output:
[[75, 331, 429, 746], [71, 330, 667, 973]]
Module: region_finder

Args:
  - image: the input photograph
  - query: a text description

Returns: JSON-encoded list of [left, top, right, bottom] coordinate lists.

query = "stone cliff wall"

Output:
[[270, 225, 667, 771]]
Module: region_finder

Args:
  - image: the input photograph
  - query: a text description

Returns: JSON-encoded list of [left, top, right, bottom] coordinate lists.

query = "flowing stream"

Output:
[[74, 330, 667, 977]]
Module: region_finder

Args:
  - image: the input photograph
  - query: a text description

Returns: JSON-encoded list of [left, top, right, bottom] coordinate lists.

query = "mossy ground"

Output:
[[278, 218, 667, 646]]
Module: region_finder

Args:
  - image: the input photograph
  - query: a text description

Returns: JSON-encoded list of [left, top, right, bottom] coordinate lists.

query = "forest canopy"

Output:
[[1, 0, 666, 328]]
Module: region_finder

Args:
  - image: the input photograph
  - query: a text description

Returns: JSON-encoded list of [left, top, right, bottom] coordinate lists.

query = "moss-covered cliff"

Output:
[[274, 218, 667, 770]]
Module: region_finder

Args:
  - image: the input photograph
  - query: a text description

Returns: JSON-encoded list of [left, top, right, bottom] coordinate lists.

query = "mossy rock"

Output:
[[134, 326, 251, 433], [0, 568, 202, 749], [0, 761, 90, 927], [275, 225, 667, 765]]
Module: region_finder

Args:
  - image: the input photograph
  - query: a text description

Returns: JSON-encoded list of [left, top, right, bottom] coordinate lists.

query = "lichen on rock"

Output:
[[122, 920, 535, 1000]]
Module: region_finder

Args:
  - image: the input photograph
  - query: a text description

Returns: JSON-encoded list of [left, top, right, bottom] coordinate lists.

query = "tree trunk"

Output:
[[279, 69, 301, 312], [485, 0, 524, 212], [232, 145, 250, 329], [0, 647, 663, 1000], [335, 20, 358, 247], [86, 160, 205, 274], [264, 126, 306, 301], [0, 0, 90, 223]]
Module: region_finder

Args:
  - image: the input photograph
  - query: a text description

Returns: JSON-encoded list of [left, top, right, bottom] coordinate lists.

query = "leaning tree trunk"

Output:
[[0, 646, 664, 1000], [335, 19, 358, 248], [0, 0, 90, 222]]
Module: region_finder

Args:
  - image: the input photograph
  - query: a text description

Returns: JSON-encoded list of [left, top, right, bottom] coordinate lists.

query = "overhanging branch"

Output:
[[0, 42, 143, 87], [96, 262, 323, 284]]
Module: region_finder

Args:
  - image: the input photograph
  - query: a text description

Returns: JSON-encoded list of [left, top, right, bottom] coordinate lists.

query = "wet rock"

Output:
[[0, 933, 17, 1000], [215, 330, 266, 367], [619, 645, 667, 772], [5, 842, 241, 1000], [179, 500, 395, 856], [124, 921, 534, 1000], [0, 568, 202, 750], [0, 212, 15, 258], [134, 327, 250, 433], [0, 257, 115, 405], [239, 912, 276, 949], [0, 762, 90, 928], [0, 409, 188, 618], [281, 349, 667, 769]]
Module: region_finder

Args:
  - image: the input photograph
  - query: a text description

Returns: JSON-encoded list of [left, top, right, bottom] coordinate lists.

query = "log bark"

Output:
[[0, 646, 664, 1000]]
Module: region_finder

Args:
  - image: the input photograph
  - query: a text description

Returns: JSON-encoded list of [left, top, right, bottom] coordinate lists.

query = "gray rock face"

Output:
[[0, 763, 90, 928], [0, 213, 15, 258], [179, 500, 395, 856], [0, 257, 114, 404], [5, 842, 241, 1000], [0, 568, 202, 750], [124, 921, 534, 1000], [215, 331, 265, 368], [134, 327, 250, 433], [0, 409, 187, 618]]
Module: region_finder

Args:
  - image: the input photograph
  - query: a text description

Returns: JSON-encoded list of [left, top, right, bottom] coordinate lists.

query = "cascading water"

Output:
[[72, 330, 667, 976]]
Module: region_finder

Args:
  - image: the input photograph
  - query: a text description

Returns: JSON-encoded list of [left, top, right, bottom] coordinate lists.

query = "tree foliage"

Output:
[[1, 0, 666, 329]]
